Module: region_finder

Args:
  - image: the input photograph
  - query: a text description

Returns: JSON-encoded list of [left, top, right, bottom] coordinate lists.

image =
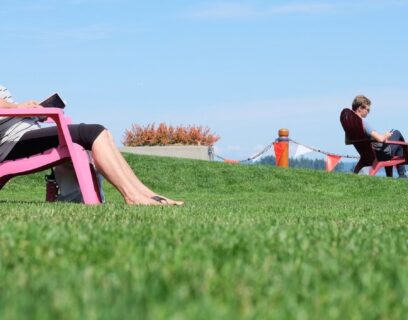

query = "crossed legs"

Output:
[[389, 130, 406, 177]]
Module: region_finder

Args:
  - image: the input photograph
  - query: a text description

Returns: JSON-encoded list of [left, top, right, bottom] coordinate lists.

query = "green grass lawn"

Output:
[[1, 154, 408, 319]]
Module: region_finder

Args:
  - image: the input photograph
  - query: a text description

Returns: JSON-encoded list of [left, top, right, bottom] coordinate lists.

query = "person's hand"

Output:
[[384, 131, 393, 141], [17, 100, 43, 109]]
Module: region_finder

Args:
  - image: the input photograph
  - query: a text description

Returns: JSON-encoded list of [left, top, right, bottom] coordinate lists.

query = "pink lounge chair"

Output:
[[340, 108, 408, 177], [0, 108, 101, 204]]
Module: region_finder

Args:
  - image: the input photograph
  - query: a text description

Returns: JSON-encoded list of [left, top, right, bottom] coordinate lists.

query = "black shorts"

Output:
[[5, 123, 105, 160]]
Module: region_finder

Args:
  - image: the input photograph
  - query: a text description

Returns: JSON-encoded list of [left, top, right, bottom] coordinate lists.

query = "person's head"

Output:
[[352, 95, 371, 118]]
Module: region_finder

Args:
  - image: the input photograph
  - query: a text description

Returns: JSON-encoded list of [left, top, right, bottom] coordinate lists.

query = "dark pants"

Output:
[[378, 130, 406, 176], [5, 123, 105, 161]]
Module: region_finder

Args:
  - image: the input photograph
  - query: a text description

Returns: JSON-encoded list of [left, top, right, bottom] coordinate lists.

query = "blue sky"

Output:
[[2, 0, 408, 160]]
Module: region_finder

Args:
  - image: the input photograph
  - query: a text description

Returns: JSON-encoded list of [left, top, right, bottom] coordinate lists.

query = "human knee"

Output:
[[393, 129, 401, 136], [94, 128, 115, 143], [105, 129, 114, 140], [77, 123, 106, 149], [390, 129, 403, 141]]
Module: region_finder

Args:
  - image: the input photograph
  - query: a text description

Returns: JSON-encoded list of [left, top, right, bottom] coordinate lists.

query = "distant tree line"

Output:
[[257, 155, 356, 172]]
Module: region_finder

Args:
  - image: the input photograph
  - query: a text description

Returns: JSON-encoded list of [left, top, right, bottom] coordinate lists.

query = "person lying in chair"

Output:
[[0, 84, 183, 205], [352, 95, 407, 178]]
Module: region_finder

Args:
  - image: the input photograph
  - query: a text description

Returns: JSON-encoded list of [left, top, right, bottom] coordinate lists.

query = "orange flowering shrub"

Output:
[[122, 123, 220, 146]]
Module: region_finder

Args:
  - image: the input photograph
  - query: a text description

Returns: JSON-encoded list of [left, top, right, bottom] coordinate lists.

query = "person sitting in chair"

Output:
[[0, 84, 183, 205], [352, 95, 407, 178]]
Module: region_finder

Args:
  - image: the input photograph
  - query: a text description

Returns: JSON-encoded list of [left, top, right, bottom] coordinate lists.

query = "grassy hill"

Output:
[[1, 154, 408, 319]]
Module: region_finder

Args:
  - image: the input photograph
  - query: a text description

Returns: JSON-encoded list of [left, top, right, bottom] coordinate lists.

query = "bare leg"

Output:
[[103, 130, 183, 205], [91, 130, 183, 205], [91, 133, 158, 205]]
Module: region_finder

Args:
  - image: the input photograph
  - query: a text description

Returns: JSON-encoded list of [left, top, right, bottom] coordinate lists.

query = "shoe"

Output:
[[398, 174, 407, 179]]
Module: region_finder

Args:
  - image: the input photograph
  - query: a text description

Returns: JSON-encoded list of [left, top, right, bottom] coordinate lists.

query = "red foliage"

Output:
[[122, 123, 220, 146]]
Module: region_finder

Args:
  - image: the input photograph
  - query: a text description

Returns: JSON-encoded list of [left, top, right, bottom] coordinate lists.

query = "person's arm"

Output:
[[363, 120, 393, 143], [369, 130, 393, 143], [0, 98, 42, 109]]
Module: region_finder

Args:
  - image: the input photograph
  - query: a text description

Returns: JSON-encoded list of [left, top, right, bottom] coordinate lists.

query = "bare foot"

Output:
[[141, 189, 183, 205], [125, 194, 163, 205]]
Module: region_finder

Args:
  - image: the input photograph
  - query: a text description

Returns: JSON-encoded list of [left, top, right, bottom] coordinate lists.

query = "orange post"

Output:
[[277, 128, 289, 167]]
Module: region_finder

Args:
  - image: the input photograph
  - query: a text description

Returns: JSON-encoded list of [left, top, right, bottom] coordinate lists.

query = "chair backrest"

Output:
[[340, 108, 375, 165]]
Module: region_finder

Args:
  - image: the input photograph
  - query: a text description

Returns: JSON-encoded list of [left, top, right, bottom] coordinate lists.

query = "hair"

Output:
[[352, 95, 371, 111]]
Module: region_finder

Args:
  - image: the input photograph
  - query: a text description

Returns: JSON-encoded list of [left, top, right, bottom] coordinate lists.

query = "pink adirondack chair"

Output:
[[0, 108, 101, 204], [340, 108, 408, 177]]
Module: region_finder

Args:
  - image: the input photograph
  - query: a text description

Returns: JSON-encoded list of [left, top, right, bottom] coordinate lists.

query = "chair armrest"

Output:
[[0, 107, 64, 118], [347, 138, 408, 146], [384, 140, 408, 146], [0, 108, 70, 147]]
